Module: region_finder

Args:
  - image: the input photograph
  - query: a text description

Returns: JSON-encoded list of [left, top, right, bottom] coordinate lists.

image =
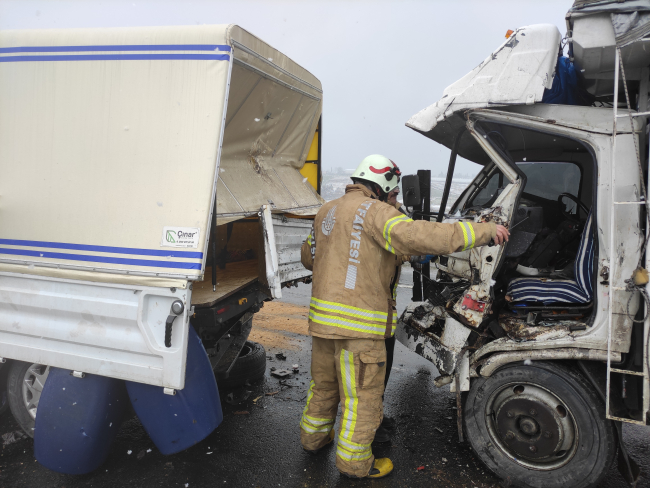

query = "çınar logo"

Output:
[[161, 226, 200, 249]]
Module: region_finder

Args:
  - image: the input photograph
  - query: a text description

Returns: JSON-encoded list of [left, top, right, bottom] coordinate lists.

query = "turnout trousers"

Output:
[[300, 336, 386, 477]]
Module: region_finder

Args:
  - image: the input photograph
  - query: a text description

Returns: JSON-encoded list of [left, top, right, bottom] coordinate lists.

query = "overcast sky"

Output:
[[0, 0, 570, 176]]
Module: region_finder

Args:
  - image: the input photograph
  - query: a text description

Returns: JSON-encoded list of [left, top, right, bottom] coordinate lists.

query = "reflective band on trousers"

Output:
[[337, 350, 372, 462], [458, 222, 476, 251], [310, 297, 392, 322], [309, 310, 397, 336], [382, 215, 412, 253], [300, 379, 335, 434]]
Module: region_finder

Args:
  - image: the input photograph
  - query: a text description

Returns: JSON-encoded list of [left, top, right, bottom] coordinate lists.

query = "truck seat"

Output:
[[506, 210, 593, 305]]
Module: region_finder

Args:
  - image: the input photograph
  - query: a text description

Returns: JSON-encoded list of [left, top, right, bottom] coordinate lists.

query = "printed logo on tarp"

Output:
[[161, 227, 200, 248]]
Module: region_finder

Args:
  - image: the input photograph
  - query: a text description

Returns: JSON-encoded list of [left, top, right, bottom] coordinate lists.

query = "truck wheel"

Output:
[[217, 341, 266, 389], [7, 361, 50, 438], [464, 361, 616, 488]]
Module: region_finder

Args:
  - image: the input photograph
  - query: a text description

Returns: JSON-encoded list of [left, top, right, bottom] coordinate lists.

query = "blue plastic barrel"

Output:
[[34, 369, 128, 474], [125, 325, 222, 455]]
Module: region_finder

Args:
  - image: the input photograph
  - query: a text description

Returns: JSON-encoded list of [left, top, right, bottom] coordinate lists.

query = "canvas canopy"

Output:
[[0, 24, 323, 285]]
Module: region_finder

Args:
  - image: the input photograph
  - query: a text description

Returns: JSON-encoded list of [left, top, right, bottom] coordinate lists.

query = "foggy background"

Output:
[[0, 0, 569, 178]]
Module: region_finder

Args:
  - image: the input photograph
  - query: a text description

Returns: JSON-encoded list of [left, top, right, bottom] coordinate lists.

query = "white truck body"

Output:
[[0, 25, 323, 390]]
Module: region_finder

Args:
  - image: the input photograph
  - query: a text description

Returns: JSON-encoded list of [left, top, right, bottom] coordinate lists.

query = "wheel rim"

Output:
[[485, 382, 578, 470], [22, 364, 50, 420]]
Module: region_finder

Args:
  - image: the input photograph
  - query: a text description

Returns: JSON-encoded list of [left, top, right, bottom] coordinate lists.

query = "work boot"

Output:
[[303, 429, 335, 455], [367, 458, 394, 478], [372, 423, 391, 444]]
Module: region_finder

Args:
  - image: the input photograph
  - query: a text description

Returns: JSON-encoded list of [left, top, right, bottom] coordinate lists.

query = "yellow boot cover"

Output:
[[367, 458, 393, 478]]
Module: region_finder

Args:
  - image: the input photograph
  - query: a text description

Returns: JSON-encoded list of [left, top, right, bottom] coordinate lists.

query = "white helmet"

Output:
[[351, 154, 402, 194]]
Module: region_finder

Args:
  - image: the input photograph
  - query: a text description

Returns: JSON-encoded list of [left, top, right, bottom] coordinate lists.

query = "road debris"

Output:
[[252, 395, 263, 403], [2, 431, 27, 446], [275, 352, 287, 360], [265, 391, 279, 396], [417, 466, 425, 471], [271, 369, 292, 378], [434, 427, 443, 434], [234, 410, 249, 415], [225, 390, 252, 405]]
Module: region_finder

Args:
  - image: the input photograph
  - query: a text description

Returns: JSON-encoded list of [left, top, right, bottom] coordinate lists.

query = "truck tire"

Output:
[[464, 361, 616, 488], [7, 361, 50, 438], [217, 341, 266, 389]]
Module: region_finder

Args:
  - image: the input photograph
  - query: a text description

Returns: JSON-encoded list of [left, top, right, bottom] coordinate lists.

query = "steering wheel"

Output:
[[558, 193, 588, 222]]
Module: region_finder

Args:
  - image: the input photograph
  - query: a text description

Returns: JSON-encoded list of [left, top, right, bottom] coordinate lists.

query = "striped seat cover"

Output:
[[507, 211, 594, 305]]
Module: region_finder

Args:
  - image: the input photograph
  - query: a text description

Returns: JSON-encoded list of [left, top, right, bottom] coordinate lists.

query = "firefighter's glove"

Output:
[[410, 255, 435, 264]]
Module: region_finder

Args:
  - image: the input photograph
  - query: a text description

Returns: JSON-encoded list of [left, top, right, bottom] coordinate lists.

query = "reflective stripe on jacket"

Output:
[[301, 184, 496, 340]]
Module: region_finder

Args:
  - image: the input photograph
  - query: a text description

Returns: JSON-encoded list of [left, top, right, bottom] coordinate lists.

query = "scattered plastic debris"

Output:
[[275, 353, 286, 361], [252, 396, 263, 404], [524, 359, 533, 365], [206, 452, 213, 454], [434, 427, 443, 434], [265, 391, 279, 396], [147, 449, 152, 453], [225, 389, 252, 405], [417, 466, 425, 471], [271, 369, 292, 378], [292, 364, 299, 373], [127, 450, 132, 455], [2, 431, 27, 446], [442, 457, 448, 463]]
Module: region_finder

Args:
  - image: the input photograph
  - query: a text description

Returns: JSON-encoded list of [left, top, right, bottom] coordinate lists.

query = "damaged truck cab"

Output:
[[398, 7, 649, 488]]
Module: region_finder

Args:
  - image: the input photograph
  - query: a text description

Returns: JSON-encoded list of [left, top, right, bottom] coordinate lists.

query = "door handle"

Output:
[[165, 300, 185, 348]]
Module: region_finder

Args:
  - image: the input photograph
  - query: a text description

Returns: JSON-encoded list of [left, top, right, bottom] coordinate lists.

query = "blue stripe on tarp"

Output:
[[0, 239, 203, 259], [0, 44, 232, 53], [0, 54, 230, 62], [0, 247, 201, 270]]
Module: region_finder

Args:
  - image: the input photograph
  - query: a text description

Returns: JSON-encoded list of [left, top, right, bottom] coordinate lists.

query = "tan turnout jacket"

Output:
[[301, 184, 496, 341]]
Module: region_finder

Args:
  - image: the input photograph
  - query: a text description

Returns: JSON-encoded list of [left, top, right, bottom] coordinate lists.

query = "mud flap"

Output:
[[34, 369, 128, 474], [578, 361, 640, 486], [126, 325, 223, 455]]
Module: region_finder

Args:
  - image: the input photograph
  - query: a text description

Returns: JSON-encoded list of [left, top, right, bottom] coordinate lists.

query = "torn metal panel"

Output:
[[396, 303, 472, 375]]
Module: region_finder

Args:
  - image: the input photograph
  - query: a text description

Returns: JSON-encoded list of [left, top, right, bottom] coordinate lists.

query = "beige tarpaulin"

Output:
[[0, 24, 323, 285], [216, 25, 324, 225]]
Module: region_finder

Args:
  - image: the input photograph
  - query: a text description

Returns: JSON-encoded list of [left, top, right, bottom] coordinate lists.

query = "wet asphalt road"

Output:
[[0, 275, 648, 487]]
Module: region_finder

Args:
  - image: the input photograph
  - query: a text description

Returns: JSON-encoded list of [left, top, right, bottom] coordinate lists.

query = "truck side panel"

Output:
[[0, 272, 190, 389]]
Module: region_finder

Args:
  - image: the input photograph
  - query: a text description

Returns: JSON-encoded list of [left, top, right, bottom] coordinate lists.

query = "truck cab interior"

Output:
[[434, 122, 596, 337]]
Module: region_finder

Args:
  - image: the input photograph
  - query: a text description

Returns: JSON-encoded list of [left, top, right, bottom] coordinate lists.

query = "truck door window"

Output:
[[517, 162, 581, 212], [471, 171, 502, 206]]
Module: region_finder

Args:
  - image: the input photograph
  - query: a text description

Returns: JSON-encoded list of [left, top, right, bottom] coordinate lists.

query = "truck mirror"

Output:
[[402, 174, 421, 207]]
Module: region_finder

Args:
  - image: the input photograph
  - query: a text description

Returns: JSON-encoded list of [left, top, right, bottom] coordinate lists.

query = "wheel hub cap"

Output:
[[22, 364, 50, 420]]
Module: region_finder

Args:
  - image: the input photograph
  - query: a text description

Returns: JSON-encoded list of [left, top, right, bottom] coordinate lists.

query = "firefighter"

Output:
[[299, 154, 509, 479]]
